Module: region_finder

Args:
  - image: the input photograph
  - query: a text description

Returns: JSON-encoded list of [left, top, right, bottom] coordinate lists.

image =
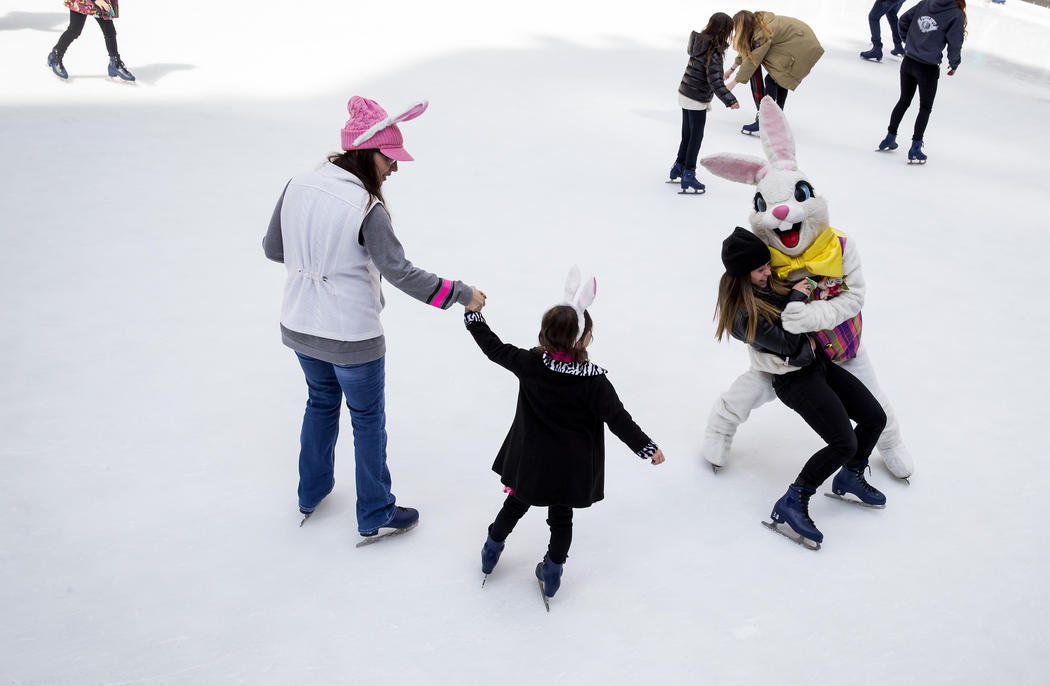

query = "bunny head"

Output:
[[561, 265, 597, 343], [700, 97, 829, 258]]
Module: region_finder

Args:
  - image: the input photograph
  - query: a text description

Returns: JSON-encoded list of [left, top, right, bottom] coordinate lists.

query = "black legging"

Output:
[[749, 68, 789, 111], [675, 109, 708, 171], [773, 354, 887, 490], [888, 56, 940, 142], [488, 493, 573, 564], [54, 10, 119, 58]]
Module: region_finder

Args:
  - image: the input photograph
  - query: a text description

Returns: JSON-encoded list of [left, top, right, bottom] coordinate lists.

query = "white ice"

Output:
[[2, 0, 1049, 684]]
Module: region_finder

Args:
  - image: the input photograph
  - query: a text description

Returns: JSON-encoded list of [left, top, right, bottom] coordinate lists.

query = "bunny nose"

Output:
[[772, 205, 790, 221]]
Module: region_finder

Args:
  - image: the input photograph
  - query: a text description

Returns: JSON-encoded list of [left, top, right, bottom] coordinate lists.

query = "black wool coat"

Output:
[[466, 313, 654, 508]]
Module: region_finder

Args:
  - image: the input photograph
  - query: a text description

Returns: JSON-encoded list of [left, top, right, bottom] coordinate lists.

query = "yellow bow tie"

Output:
[[768, 227, 845, 279]]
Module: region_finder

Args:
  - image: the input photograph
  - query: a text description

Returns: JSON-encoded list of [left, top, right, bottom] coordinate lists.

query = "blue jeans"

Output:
[[295, 353, 396, 533], [868, 0, 905, 47]]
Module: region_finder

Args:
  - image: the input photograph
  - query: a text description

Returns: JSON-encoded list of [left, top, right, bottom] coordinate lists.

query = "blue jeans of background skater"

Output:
[[295, 353, 396, 533], [868, 0, 905, 47]]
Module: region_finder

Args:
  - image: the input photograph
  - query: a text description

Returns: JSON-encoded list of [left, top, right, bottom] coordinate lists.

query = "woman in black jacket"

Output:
[[670, 12, 740, 194], [715, 228, 887, 551], [465, 269, 664, 607]]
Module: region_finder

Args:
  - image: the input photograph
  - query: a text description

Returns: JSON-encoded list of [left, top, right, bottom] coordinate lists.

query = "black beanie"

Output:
[[721, 227, 770, 276]]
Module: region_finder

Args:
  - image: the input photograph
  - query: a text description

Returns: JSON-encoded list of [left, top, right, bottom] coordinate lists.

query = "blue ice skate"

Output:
[[481, 535, 505, 586], [48, 49, 68, 79], [877, 133, 898, 152], [535, 554, 564, 611], [860, 43, 883, 62], [762, 484, 822, 550], [667, 161, 683, 184], [108, 55, 136, 82], [741, 118, 760, 136], [890, 43, 905, 57], [825, 464, 887, 509], [908, 140, 927, 164], [679, 169, 706, 195], [357, 506, 419, 547]]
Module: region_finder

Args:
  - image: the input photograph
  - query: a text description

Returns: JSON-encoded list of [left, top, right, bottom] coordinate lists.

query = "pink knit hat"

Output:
[[340, 97, 428, 161]]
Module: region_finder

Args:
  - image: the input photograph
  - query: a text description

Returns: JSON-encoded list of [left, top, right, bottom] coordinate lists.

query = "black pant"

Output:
[[749, 68, 789, 112], [888, 56, 940, 142], [488, 493, 573, 564], [773, 354, 886, 489], [675, 109, 708, 170], [54, 10, 119, 58]]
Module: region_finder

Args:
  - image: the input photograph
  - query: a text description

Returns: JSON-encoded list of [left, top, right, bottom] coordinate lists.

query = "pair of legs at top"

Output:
[[294, 353, 418, 538], [741, 67, 787, 135], [878, 56, 939, 163], [672, 108, 708, 193], [48, 9, 134, 81], [481, 494, 572, 602], [764, 353, 888, 550], [861, 0, 906, 62]]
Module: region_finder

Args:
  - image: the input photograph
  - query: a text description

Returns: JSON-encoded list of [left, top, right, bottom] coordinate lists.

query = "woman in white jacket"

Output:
[[263, 96, 485, 542]]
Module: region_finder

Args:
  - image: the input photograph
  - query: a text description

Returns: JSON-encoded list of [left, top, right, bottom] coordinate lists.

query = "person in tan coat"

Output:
[[724, 11, 823, 135]]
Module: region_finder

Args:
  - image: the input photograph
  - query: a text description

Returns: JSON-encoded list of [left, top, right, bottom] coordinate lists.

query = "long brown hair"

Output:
[[714, 271, 791, 343], [731, 10, 772, 61], [327, 149, 385, 208], [535, 305, 592, 363], [956, 0, 968, 35], [702, 12, 734, 66]]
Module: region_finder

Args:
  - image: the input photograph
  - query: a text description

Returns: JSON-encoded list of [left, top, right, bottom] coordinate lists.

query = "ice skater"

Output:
[[876, 0, 966, 163], [263, 96, 486, 544], [716, 228, 887, 550], [723, 10, 823, 136], [669, 11, 740, 195], [48, 1, 135, 81], [860, 0, 907, 62], [465, 267, 664, 610]]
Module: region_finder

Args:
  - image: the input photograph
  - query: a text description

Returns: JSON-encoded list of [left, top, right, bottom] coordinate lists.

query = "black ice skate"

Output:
[[825, 464, 886, 509], [762, 484, 822, 551], [356, 506, 419, 547]]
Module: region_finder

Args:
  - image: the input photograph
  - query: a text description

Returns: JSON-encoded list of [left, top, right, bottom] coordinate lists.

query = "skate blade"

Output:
[[876, 147, 897, 152], [299, 512, 312, 527], [665, 179, 681, 184], [741, 131, 759, 137], [761, 520, 821, 551], [355, 520, 419, 547], [710, 463, 722, 475], [823, 492, 885, 509], [678, 189, 706, 195], [907, 159, 926, 165], [538, 578, 551, 612], [482, 573, 488, 588]]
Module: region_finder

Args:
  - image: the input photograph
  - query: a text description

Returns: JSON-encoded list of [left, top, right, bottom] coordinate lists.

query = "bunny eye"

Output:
[[794, 181, 815, 202], [753, 193, 767, 212]]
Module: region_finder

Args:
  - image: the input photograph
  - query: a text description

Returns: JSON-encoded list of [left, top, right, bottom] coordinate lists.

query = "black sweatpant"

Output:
[[488, 493, 573, 564], [773, 354, 887, 490], [675, 109, 708, 171], [749, 68, 789, 111], [54, 10, 119, 58], [888, 55, 940, 142]]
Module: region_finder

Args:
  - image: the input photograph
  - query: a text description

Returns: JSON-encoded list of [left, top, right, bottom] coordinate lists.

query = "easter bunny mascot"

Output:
[[698, 97, 913, 481]]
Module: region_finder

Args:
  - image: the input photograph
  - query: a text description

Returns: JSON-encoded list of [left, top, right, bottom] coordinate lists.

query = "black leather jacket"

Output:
[[730, 288, 816, 368]]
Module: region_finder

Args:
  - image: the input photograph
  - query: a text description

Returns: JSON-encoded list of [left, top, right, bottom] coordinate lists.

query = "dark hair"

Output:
[[701, 12, 734, 66], [956, 0, 968, 36], [327, 149, 385, 208], [535, 305, 592, 363]]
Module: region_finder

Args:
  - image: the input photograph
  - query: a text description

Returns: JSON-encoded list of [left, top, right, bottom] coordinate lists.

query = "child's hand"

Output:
[[465, 286, 486, 312], [650, 448, 665, 466]]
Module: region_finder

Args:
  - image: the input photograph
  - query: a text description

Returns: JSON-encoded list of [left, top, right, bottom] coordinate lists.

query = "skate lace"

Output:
[[855, 465, 879, 494], [798, 491, 816, 527]]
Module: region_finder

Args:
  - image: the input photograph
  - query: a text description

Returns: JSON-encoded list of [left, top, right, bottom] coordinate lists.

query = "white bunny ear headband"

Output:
[[560, 265, 597, 343]]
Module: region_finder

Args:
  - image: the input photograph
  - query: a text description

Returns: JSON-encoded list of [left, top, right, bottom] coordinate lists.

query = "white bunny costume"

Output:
[[698, 97, 913, 480]]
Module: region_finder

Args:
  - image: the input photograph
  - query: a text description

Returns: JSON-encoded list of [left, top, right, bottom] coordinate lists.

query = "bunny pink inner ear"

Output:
[[391, 101, 428, 124], [700, 154, 767, 185], [758, 98, 796, 168]]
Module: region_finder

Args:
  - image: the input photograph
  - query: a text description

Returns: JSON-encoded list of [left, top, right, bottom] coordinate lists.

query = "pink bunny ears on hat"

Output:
[[341, 97, 429, 161], [560, 265, 597, 343]]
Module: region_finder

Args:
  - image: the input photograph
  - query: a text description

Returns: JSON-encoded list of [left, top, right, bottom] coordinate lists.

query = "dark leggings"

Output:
[[868, 0, 905, 47], [773, 354, 887, 490], [675, 109, 708, 170], [888, 56, 940, 142], [749, 68, 789, 112], [488, 493, 573, 564], [54, 10, 119, 57]]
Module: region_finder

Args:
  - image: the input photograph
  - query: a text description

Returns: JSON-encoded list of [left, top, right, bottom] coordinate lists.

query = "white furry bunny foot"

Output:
[[700, 432, 733, 474], [878, 444, 914, 481]]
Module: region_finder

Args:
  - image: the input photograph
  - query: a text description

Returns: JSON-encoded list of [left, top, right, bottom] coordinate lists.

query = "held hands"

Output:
[[650, 448, 665, 466], [465, 286, 487, 312], [792, 280, 813, 296]]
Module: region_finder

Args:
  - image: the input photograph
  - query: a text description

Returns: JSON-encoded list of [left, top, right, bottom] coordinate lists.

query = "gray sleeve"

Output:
[[262, 181, 290, 263], [361, 205, 472, 309]]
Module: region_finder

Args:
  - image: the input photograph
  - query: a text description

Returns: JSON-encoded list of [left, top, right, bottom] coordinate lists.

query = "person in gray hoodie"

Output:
[[876, 0, 967, 163]]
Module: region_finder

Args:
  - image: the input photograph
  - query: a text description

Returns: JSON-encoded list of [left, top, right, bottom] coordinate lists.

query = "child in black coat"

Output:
[[464, 267, 664, 607]]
